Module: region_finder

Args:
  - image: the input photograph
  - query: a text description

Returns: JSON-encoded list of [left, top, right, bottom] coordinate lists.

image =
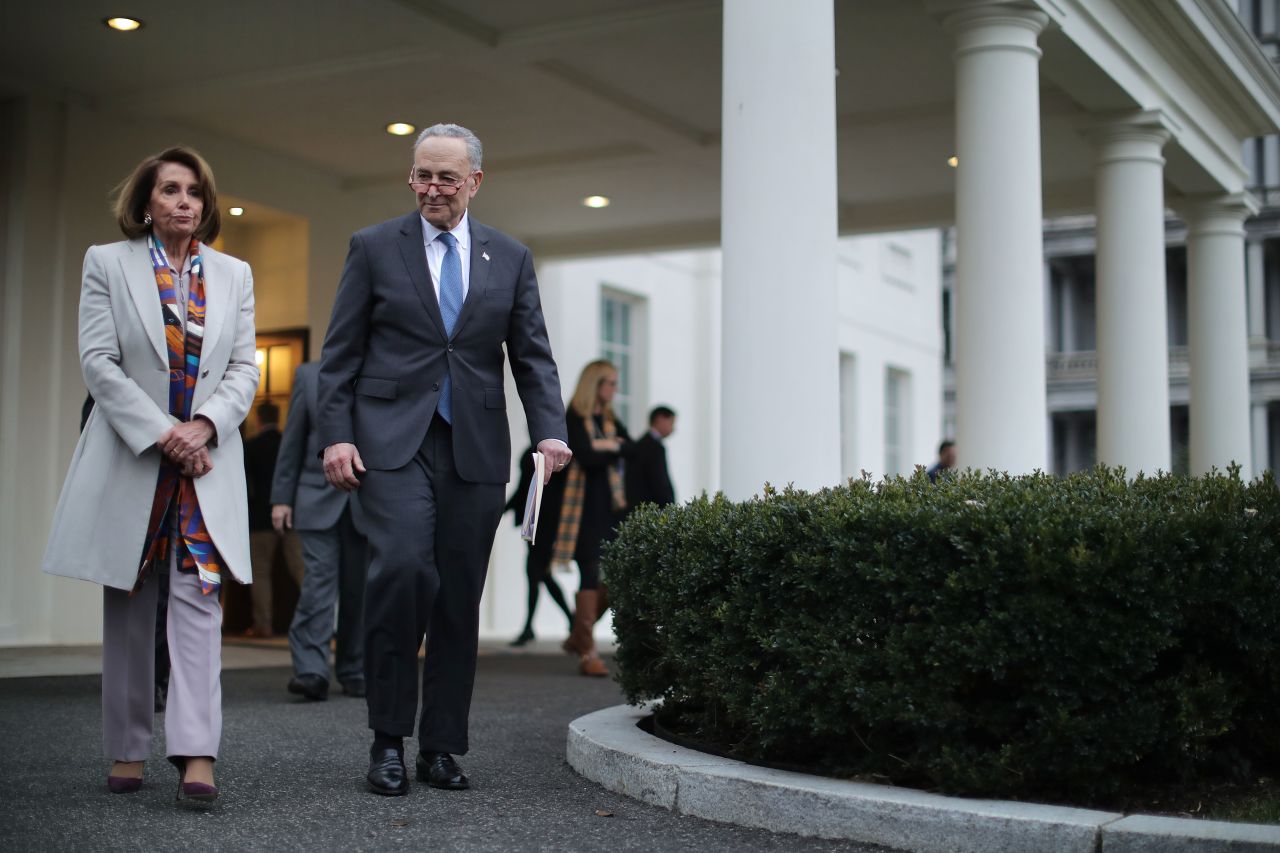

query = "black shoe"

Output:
[[340, 679, 366, 698], [287, 674, 330, 701], [416, 752, 470, 790], [508, 626, 535, 647], [367, 747, 408, 796]]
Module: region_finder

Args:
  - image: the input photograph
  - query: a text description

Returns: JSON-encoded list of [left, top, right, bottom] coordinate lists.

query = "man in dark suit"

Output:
[[271, 361, 368, 702], [318, 123, 572, 796], [626, 405, 677, 509], [244, 400, 304, 638]]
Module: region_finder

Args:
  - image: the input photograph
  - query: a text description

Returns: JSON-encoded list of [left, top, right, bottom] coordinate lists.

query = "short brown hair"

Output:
[[112, 146, 222, 242]]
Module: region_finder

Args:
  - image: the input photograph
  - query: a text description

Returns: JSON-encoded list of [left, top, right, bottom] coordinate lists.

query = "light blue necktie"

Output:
[[436, 231, 463, 424]]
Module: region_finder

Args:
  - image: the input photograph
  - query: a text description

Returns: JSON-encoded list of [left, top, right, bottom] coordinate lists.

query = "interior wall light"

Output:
[[583, 195, 611, 208], [386, 122, 416, 136], [104, 17, 143, 31]]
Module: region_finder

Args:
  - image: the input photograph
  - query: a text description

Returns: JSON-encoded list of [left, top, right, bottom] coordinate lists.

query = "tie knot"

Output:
[[437, 232, 457, 250]]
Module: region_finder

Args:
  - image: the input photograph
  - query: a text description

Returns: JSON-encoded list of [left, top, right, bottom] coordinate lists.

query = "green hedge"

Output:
[[604, 468, 1280, 803]]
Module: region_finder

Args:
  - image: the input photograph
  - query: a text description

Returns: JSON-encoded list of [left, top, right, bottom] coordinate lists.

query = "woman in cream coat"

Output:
[[43, 147, 257, 804]]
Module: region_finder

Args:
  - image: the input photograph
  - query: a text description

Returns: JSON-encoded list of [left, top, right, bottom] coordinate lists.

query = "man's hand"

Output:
[[537, 438, 573, 485], [180, 447, 213, 478], [271, 504, 293, 534], [159, 417, 216, 465], [324, 442, 365, 492]]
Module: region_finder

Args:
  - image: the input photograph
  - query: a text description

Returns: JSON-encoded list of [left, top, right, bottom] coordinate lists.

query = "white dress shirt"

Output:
[[420, 210, 471, 303]]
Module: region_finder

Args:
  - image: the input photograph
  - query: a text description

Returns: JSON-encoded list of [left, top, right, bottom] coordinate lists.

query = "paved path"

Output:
[[0, 652, 886, 852]]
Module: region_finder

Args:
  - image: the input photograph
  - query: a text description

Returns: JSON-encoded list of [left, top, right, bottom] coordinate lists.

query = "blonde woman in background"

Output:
[[551, 359, 635, 676]]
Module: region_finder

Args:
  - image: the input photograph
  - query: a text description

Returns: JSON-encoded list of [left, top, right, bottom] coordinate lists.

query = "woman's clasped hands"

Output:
[[159, 418, 216, 478]]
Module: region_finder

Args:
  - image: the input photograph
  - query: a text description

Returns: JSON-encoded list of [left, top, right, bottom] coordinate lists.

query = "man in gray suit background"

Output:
[[271, 361, 368, 702], [318, 123, 572, 796]]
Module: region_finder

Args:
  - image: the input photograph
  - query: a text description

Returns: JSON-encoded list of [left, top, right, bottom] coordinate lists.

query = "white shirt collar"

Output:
[[420, 210, 470, 251]]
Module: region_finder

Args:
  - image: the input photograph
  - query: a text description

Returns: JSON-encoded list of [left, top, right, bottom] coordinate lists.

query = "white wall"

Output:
[[836, 231, 945, 480]]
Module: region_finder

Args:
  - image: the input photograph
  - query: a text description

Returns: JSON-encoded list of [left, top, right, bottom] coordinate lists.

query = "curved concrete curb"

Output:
[[567, 704, 1280, 853]]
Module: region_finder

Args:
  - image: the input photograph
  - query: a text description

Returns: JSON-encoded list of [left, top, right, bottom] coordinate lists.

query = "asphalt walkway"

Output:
[[0, 650, 886, 852]]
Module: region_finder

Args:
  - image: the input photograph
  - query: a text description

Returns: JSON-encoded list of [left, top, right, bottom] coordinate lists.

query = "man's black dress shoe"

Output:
[[417, 752, 470, 790], [367, 748, 408, 796], [287, 673, 329, 701], [340, 679, 366, 698]]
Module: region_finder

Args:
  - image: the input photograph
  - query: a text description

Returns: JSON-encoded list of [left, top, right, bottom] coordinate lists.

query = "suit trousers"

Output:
[[248, 529, 304, 635], [357, 418, 503, 753], [288, 504, 368, 683], [102, 551, 222, 761]]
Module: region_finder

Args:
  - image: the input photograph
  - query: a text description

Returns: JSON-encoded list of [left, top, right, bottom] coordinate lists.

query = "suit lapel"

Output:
[[397, 213, 447, 339], [121, 238, 168, 365], [198, 246, 231, 363], [451, 220, 492, 340]]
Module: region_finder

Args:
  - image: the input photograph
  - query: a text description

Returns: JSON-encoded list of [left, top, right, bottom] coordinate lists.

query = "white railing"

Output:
[[1046, 347, 1190, 382]]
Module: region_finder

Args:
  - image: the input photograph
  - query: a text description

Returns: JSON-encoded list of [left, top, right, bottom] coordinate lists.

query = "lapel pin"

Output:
[[482, 251, 491, 262]]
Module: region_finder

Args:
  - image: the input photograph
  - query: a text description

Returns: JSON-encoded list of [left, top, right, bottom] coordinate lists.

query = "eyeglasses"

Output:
[[408, 170, 473, 196]]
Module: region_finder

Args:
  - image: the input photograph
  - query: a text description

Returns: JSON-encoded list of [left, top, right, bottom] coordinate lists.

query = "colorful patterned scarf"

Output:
[[134, 236, 225, 595], [551, 414, 628, 566]]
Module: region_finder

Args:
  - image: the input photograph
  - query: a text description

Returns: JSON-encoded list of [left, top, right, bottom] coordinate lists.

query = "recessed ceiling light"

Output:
[[229, 207, 245, 216], [947, 156, 959, 168], [386, 122, 416, 137], [104, 17, 143, 31], [583, 195, 610, 209]]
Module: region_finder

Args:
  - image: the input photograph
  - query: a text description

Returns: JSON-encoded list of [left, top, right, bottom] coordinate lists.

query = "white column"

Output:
[[1252, 402, 1271, 477], [1060, 268, 1078, 352], [1091, 113, 1174, 474], [946, 4, 1050, 473], [720, 0, 840, 499], [1181, 194, 1257, 475], [1246, 239, 1267, 341]]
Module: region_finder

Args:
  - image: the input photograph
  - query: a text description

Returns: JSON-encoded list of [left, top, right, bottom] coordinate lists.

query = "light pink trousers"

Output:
[[101, 551, 222, 762]]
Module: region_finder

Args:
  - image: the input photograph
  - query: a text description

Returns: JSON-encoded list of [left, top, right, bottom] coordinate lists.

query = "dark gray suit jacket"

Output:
[[271, 362, 350, 531], [317, 212, 567, 483]]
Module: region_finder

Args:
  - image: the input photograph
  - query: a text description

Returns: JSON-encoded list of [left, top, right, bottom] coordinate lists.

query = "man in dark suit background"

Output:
[[625, 405, 677, 509], [271, 361, 368, 702], [318, 123, 572, 796], [244, 400, 304, 638]]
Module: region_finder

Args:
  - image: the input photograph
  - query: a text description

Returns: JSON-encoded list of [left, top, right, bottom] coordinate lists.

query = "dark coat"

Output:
[[316, 212, 567, 483], [565, 413, 633, 563], [243, 426, 282, 531], [625, 432, 675, 508]]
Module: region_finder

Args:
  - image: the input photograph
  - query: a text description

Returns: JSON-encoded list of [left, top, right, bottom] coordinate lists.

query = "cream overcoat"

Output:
[[42, 238, 259, 590]]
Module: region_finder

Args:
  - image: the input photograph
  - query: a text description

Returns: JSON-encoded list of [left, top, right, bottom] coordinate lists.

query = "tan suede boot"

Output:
[[579, 651, 608, 677], [563, 590, 597, 656]]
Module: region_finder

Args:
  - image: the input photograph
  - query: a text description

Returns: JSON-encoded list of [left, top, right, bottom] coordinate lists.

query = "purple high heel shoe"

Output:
[[176, 779, 219, 803], [172, 757, 219, 805], [106, 775, 142, 794]]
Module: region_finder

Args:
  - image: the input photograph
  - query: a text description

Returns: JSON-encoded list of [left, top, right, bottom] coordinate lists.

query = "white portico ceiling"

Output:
[[3, 0, 1279, 256]]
